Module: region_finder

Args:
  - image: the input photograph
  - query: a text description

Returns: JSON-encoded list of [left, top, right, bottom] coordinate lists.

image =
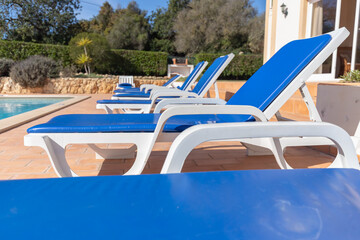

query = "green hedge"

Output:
[[112, 49, 168, 76], [0, 40, 168, 76], [0, 40, 71, 66], [195, 53, 263, 80], [0, 40, 261, 78]]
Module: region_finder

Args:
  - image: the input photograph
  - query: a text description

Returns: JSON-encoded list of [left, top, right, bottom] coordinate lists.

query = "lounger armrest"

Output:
[[153, 105, 268, 140], [149, 88, 183, 96], [140, 84, 156, 92], [154, 98, 227, 113], [161, 122, 360, 173], [144, 85, 177, 93], [150, 90, 199, 100]]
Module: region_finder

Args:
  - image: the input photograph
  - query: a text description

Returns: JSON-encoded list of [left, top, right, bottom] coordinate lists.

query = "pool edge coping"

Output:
[[0, 95, 90, 133]]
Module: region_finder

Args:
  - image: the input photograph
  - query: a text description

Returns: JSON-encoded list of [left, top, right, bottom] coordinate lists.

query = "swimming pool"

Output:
[[0, 97, 71, 120]]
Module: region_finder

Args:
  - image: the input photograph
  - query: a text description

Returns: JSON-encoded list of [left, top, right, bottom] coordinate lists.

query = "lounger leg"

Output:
[[104, 106, 114, 114], [269, 138, 292, 169], [41, 136, 78, 177], [124, 141, 153, 175], [241, 138, 291, 169]]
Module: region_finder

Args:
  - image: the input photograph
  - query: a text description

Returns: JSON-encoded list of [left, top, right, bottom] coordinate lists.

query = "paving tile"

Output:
[[97, 170, 125, 176], [0, 174, 16, 180], [74, 170, 100, 176], [12, 173, 58, 179], [280, 100, 295, 114], [100, 162, 135, 171], [181, 165, 225, 173], [0, 160, 31, 168], [2, 165, 50, 174], [195, 158, 242, 166], [70, 164, 100, 171]]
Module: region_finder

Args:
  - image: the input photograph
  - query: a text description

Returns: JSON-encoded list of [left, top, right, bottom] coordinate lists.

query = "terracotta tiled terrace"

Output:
[[0, 94, 338, 180]]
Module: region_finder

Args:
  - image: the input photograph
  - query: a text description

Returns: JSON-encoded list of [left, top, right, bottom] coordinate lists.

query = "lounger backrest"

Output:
[[191, 55, 230, 95], [226, 34, 331, 111], [178, 61, 206, 91], [163, 74, 181, 87]]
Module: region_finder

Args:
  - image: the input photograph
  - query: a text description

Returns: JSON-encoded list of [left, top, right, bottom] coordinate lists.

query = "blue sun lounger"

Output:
[[24, 28, 349, 177], [114, 74, 182, 93], [113, 61, 207, 96], [96, 55, 232, 113], [1, 168, 360, 239]]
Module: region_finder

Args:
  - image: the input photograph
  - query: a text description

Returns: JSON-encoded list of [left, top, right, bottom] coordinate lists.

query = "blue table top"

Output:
[[1, 168, 360, 239]]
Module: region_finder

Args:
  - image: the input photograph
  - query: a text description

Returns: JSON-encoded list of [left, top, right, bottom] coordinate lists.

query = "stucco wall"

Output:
[[317, 83, 360, 136]]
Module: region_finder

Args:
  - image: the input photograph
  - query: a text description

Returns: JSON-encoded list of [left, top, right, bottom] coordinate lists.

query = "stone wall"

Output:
[[0, 76, 169, 94]]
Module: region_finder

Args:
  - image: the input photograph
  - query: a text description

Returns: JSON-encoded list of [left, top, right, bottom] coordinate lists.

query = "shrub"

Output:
[[0, 40, 71, 66], [0, 58, 15, 77], [341, 70, 360, 82], [10, 55, 59, 88], [60, 65, 78, 78], [195, 53, 263, 80]]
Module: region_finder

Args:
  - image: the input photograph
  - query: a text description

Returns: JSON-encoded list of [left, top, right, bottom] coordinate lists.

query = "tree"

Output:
[[127, 0, 142, 15], [107, 2, 150, 50], [248, 14, 265, 54], [174, 0, 257, 54], [0, 0, 81, 44], [97, 1, 114, 33], [149, 0, 190, 54], [82, 2, 114, 35]]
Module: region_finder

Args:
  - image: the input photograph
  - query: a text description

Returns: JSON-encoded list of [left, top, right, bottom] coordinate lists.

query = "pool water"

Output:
[[0, 97, 71, 120]]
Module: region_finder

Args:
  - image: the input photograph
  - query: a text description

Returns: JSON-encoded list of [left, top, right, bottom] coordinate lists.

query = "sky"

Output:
[[77, 0, 266, 20]]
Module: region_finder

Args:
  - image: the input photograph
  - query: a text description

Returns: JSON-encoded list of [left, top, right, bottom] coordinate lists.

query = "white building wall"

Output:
[[275, 0, 302, 52]]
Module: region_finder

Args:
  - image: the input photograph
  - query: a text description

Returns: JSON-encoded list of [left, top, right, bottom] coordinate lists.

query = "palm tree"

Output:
[[76, 37, 93, 74]]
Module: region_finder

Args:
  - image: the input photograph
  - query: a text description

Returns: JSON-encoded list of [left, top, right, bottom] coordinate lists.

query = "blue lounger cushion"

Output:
[[27, 113, 253, 133], [110, 92, 151, 98], [226, 34, 331, 109], [113, 86, 182, 96], [114, 87, 141, 93], [1, 169, 360, 239], [117, 83, 133, 88]]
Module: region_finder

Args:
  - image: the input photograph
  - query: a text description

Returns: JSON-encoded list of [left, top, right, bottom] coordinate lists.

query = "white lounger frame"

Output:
[[161, 122, 360, 173], [117, 75, 134, 88], [25, 28, 350, 177], [111, 62, 208, 99], [96, 55, 232, 113]]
